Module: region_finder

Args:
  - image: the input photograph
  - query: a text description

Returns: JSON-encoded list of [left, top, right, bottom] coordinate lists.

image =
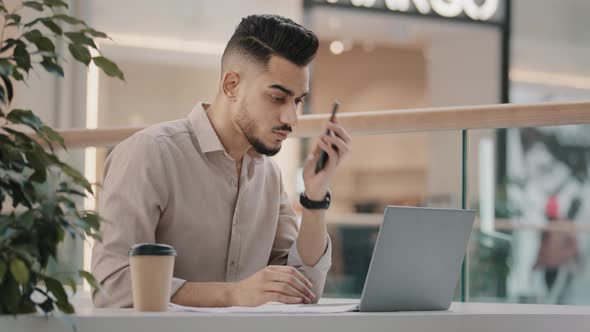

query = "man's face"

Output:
[[234, 56, 309, 156]]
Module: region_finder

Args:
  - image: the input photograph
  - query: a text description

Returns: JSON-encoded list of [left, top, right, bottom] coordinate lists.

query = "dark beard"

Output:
[[236, 107, 281, 156], [249, 136, 280, 156]]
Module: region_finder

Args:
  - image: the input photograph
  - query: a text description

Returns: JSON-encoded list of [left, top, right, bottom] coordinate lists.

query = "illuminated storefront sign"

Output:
[[316, 0, 504, 23]]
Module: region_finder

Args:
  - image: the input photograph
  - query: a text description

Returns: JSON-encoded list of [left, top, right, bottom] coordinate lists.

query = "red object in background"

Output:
[[546, 196, 559, 220], [535, 195, 579, 269]]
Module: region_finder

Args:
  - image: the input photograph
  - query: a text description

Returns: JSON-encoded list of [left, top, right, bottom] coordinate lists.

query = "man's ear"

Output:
[[221, 71, 240, 101]]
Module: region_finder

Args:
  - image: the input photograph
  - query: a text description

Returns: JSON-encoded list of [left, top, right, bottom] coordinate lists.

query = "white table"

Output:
[[2, 298, 589, 332]]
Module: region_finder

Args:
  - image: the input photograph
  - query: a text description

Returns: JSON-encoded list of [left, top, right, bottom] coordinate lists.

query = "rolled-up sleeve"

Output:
[[91, 134, 185, 308], [268, 175, 332, 302]]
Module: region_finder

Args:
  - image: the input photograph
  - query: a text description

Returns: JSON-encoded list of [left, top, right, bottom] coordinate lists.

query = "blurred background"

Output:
[[10, 0, 590, 305]]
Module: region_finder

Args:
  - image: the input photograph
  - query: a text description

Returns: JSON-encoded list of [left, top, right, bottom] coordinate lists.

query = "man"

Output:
[[91, 14, 351, 308]]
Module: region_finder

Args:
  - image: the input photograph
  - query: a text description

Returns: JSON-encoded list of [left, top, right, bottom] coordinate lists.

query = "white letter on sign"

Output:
[[351, 0, 377, 7], [463, 0, 498, 21], [430, 0, 463, 17], [385, 0, 431, 14]]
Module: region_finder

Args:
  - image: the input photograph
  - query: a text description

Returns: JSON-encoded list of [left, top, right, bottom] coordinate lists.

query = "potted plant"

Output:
[[0, 0, 124, 314]]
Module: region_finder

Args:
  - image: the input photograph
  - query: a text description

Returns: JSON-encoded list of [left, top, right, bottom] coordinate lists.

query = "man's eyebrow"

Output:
[[269, 84, 308, 99]]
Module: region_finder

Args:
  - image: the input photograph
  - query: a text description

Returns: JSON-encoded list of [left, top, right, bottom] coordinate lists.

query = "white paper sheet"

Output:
[[169, 302, 359, 314]]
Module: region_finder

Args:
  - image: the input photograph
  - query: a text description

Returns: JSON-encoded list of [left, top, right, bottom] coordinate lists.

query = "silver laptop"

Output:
[[354, 205, 476, 312]]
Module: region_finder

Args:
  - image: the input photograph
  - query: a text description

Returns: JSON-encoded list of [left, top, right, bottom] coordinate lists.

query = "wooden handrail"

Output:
[[50, 100, 590, 148]]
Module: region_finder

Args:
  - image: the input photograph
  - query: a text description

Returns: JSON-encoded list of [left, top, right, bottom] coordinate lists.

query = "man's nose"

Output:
[[279, 103, 298, 127]]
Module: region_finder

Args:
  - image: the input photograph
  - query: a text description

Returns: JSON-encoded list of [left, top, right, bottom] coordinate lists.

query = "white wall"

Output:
[[426, 27, 502, 207], [511, 0, 590, 86]]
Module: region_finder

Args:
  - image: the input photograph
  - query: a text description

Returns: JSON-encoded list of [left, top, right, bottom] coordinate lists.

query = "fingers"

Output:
[[327, 121, 352, 144], [268, 271, 315, 302], [308, 137, 322, 159], [318, 135, 339, 167], [311, 122, 350, 161], [264, 281, 313, 304], [325, 131, 349, 156], [266, 266, 315, 302], [264, 292, 304, 304], [267, 265, 313, 288]]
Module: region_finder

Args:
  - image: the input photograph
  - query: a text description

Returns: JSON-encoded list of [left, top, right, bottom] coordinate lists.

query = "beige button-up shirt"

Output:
[[91, 102, 332, 308]]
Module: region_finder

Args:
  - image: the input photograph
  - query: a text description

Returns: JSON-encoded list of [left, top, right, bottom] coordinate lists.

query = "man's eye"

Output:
[[271, 96, 285, 103]]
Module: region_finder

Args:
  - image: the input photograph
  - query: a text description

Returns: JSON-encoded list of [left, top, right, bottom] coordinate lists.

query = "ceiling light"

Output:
[[329, 40, 344, 55]]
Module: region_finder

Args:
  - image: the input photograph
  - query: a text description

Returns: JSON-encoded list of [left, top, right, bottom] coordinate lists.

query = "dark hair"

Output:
[[222, 14, 319, 67]]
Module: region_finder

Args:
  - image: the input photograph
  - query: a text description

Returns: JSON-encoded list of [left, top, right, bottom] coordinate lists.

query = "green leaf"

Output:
[[0, 58, 14, 76], [4, 177, 34, 209], [24, 17, 43, 28], [23, 1, 44, 11], [0, 84, 5, 104], [44, 277, 67, 302], [1, 75, 13, 103], [12, 68, 24, 81], [44, 276, 74, 314], [66, 277, 77, 293], [44, 276, 67, 302], [79, 270, 98, 290], [16, 210, 35, 230], [2, 274, 22, 313], [0, 38, 24, 53], [26, 148, 48, 182], [17, 299, 37, 314], [41, 19, 63, 35], [30, 169, 47, 183], [87, 232, 102, 241], [93, 56, 124, 80], [13, 43, 31, 72], [53, 14, 85, 25], [34, 36, 55, 52], [44, 0, 69, 8], [24, 29, 42, 43], [60, 163, 93, 194], [80, 211, 100, 230], [68, 43, 91, 65], [41, 56, 64, 77], [6, 14, 22, 26], [64, 31, 96, 49], [6, 109, 43, 131], [81, 28, 107, 39], [56, 222, 65, 242], [42, 125, 66, 149], [55, 300, 74, 314], [9, 258, 29, 285], [0, 260, 6, 281]]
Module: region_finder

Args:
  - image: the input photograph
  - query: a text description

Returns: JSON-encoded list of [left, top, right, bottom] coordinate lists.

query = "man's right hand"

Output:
[[230, 265, 315, 306]]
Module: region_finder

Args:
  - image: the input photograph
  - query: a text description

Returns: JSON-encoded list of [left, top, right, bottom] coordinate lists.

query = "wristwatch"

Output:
[[299, 191, 331, 210]]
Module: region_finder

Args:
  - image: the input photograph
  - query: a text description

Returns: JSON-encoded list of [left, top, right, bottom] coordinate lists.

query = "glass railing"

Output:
[[468, 124, 590, 305], [48, 100, 590, 303], [302, 130, 464, 298]]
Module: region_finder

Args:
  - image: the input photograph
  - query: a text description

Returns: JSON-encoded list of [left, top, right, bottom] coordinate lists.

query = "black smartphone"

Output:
[[315, 101, 340, 174]]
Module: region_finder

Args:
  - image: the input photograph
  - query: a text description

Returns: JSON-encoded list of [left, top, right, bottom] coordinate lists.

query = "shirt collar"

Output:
[[188, 102, 264, 164]]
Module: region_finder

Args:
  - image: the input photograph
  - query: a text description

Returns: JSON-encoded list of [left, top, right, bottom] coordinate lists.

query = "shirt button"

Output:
[[230, 261, 235, 266], [233, 223, 236, 227], [230, 179, 236, 187]]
